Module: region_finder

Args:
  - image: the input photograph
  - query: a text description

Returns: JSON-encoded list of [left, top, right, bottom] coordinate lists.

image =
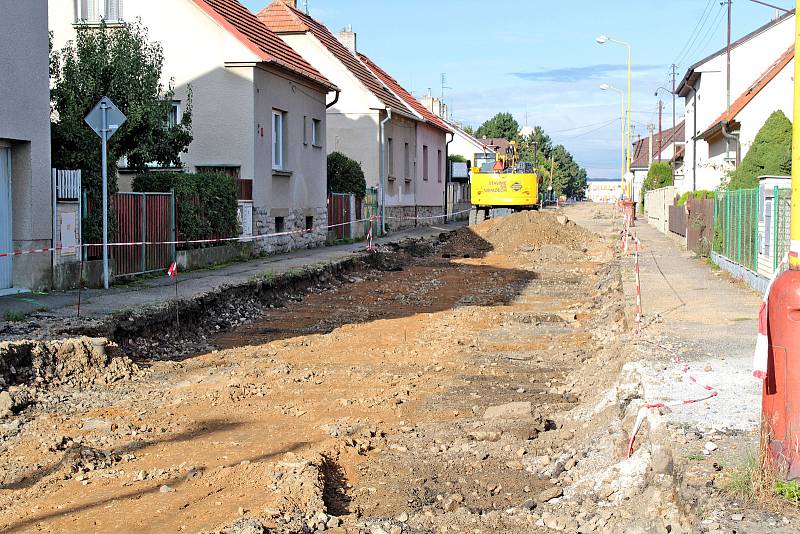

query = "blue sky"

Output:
[[242, 0, 794, 179]]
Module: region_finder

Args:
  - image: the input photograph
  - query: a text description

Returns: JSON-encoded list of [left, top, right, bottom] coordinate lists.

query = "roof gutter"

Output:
[[326, 89, 340, 109], [379, 108, 392, 234]]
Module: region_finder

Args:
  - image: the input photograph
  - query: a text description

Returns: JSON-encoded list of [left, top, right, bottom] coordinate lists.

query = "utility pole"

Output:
[[440, 73, 451, 119], [726, 0, 732, 162], [670, 63, 678, 179], [657, 100, 663, 162]]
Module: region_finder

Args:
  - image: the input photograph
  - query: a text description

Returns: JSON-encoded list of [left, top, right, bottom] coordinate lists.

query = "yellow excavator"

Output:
[[469, 140, 540, 224]]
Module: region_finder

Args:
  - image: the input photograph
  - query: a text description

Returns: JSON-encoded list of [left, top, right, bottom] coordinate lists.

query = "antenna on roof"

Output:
[[303, 0, 309, 14]]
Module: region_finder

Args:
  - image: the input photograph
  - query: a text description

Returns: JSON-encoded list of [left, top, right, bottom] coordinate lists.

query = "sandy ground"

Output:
[[1, 207, 790, 534]]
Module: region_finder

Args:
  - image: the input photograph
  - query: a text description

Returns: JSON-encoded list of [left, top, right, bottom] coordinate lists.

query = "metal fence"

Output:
[[771, 187, 791, 272], [85, 192, 176, 277], [713, 188, 759, 272], [363, 187, 379, 236], [327, 193, 354, 240]]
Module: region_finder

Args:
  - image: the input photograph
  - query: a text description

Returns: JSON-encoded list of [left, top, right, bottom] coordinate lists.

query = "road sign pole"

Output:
[[101, 102, 109, 290]]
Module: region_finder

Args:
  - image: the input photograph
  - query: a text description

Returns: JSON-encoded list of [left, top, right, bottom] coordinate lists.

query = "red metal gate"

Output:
[[85, 192, 175, 276]]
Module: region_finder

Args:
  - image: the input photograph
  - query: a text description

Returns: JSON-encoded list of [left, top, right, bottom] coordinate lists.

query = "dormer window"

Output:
[[76, 0, 123, 24]]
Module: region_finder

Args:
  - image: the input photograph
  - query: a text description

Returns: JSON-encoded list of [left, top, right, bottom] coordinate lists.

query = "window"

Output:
[[404, 143, 410, 179], [305, 216, 314, 231], [423, 145, 429, 181], [437, 149, 442, 183], [272, 110, 284, 170], [275, 216, 285, 233], [168, 101, 181, 127], [303, 116, 308, 145], [387, 138, 394, 176], [312, 119, 321, 146], [76, 0, 123, 23]]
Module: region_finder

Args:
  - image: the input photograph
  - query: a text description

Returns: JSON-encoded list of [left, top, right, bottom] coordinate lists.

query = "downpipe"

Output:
[[445, 131, 454, 221], [722, 121, 740, 167], [379, 108, 393, 235]]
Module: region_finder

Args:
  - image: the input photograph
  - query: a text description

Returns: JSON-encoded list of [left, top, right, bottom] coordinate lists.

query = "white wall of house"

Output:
[[449, 129, 490, 167], [279, 32, 386, 188], [0, 0, 52, 291], [736, 57, 794, 157], [681, 13, 795, 193]]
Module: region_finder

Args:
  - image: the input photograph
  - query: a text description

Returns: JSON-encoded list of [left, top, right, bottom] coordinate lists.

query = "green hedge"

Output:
[[132, 171, 240, 243], [676, 190, 714, 206]]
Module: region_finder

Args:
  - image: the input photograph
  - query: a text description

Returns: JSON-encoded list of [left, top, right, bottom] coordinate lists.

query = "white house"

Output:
[[697, 46, 794, 177], [259, 0, 444, 227], [630, 122, 685, 202], [0, 0, 52, 292], [49, 0, 338, 252], [677, 9, 795, 193]]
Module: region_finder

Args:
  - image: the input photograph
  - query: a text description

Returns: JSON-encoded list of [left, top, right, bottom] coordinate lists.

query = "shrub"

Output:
[[327, 152, 366, 197], [727, 110, 792, 190], [640, 162, 674, 211], [676, 190, 714, 206], [133, 171, 239, 243]]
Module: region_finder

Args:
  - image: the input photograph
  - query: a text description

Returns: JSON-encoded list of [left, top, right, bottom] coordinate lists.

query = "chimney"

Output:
[[336, 24, 357, 54], [278, 0, 298, 7]]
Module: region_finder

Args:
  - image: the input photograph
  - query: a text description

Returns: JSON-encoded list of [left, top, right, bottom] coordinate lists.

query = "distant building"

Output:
[[630, 122, 685, 203], [586, 179, 622, 203]]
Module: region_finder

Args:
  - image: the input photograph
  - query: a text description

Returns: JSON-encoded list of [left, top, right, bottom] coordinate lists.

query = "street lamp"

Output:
[[600, 84, 626, 200], [597, 34, 632, 198]]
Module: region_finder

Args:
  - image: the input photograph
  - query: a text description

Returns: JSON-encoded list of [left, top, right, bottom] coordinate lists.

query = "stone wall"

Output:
[[385, 206, 417, 231], [254, 207, 327, 254]]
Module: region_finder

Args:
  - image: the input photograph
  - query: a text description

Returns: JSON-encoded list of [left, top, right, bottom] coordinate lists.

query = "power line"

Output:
[[559, 120, 620, 139], [691, 5, 727, 60], [673, 0, 716, 66], [547, 117, 620, 134]]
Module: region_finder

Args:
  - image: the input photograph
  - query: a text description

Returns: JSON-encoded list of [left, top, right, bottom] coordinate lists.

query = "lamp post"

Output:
[[600, 83, 626, 200], [597, 34, 632, 198]]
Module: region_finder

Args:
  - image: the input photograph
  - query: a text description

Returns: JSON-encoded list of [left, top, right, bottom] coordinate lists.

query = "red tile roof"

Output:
[[631, 121, 685, 169], [478, 138, 511, 152], [192, 0, 335, 90], [258, 1, 410, 113], [357, 53, 451, 134], [702, 45, 794, 138]]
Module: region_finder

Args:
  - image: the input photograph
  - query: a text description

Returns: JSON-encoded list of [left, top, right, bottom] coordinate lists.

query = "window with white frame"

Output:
[[168, 101, 181, 127], [76, 0, 123, 23], [312, 119, 321, 146], [272, 110, 285, 170]]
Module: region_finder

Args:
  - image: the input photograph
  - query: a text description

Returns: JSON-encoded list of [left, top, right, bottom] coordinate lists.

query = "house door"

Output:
[[0, 147, 11, 289]]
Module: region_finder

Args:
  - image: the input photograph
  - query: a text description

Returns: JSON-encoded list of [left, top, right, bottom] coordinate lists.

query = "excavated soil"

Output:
[[0, 211, 697, 533]]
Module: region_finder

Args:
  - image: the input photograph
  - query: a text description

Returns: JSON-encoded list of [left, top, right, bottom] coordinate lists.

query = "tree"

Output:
[[475, 112, 519, 141], [727, 110, 792, 190], [50, 21, 193, 243], [641, 162, 673, 210], [327, 152, 366, 196], [463, 125, 476, 136]]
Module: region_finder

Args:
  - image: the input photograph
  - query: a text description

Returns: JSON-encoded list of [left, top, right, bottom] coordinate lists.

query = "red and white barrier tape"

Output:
[[626, 342, 719, 457]]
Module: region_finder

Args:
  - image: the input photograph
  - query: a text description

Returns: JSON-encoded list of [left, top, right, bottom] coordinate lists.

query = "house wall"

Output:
[[736, 57, 794, 158], [681, 13, 795, 193], [0, 0, 52, 291], [449, 130, 489, 167], [49, 0, 261, 185], [414, 123, 446, 209], [279, 33, 385, 188], [250, 65, 328, 251]]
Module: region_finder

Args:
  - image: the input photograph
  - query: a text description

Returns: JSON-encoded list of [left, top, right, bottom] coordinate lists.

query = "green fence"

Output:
[[363, 187, 380, 236], [713, 188, 759, 272]]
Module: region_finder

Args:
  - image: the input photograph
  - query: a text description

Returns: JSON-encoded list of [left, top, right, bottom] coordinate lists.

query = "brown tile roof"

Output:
[[631, 121, 685, 169], [701, 45, 794, 139], [258, 1, 410, 113], [357, 53, 451, 134], [192, 0, 335, 90]]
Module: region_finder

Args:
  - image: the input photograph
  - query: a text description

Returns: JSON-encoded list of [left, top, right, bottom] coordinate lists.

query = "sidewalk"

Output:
[[567, 203, 762, 433], [0, 221, 466, 320]]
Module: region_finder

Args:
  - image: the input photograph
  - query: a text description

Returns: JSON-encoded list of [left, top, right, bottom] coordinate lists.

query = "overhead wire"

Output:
[[691, 6, 727, 60], [673, 0, 716, 66]]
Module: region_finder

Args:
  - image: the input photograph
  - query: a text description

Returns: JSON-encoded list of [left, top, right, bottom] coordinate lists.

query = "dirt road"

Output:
[[0, 211, 697, 533]]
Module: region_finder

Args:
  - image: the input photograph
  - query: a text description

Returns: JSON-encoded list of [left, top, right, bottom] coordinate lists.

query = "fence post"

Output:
[[171, 189, 177, 265], [141, 193, 147, 275], [754, 189, 758, 272], [774, 185, 780, 272]]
